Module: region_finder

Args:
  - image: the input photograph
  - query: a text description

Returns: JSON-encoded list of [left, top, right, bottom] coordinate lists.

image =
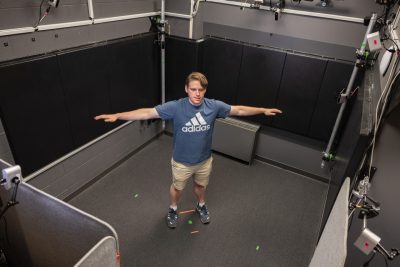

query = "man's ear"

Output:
[[185, 85, 188, 93]]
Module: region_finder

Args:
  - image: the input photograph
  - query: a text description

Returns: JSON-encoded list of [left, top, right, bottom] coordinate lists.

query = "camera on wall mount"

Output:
[[240, 0, 264, 10], [271, 0, 285, 21], [349, 175, 400, 265], [319, 0, 329, 7], [48, 0, 60, 8], [252, 0, 264, 8]]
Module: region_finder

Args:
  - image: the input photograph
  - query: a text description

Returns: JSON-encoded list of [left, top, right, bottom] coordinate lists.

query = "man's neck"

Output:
[[188, 98, 204, 106]]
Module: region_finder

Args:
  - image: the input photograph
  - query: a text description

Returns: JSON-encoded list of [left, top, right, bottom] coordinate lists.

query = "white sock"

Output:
[[198, 202, 205, 207], [170, 205, 177, 211]]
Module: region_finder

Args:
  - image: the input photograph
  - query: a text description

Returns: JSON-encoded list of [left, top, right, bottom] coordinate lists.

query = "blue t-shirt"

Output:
[[155, 97, 231, 164]]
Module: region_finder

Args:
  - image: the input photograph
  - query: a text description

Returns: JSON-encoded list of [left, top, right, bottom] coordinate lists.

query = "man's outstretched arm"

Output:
[[95, 108, 160, 122], [230, 106, 282, 117]]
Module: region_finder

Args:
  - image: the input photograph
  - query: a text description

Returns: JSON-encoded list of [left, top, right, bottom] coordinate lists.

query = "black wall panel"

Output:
[[108, 34, 160, 116], [308, 61, 354, 141], [166, 37, 202, 101], [0, 33, 160, 176], [273, 54, 328, 135], [0, 56, 74, 175], [202, 38, 243, 105], [140, 34, 161, 107], [236, 46, 286, 125], [57, 45, 113, 148]]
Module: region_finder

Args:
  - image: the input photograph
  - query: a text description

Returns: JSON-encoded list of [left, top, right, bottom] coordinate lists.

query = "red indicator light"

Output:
[[365, 242, 369, 248]]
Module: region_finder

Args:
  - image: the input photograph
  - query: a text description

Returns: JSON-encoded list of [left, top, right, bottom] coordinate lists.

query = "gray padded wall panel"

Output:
[[0, 0, 157, 29], [255, 127, 330, 180], [93, 0, 157, 18], [74, 236, 118, 267], [28, 121, 162, 200], [0, 18, 151, 62], [166, 18, 190, 38], [309, 178, 349, 267], [204, 22, 358, 62], [0, 1, 88, 29], [0, 182, 118, 267], [221, 0, 379, 18], [202, 2, 378, 50], [166, 0, 190, 14]]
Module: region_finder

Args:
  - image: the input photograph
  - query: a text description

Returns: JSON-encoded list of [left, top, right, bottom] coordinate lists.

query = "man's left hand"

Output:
[[264, 108, 283, 116]]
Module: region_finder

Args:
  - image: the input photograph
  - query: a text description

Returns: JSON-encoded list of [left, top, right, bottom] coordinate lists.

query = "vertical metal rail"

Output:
[[321, 13, 378, 168], [189, 0, 194, 39], [87, 0, 94, 20], [160, 0, 166, 129]]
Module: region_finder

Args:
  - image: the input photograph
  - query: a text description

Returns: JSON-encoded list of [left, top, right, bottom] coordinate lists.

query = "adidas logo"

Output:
[[182, 112, 211, 133]]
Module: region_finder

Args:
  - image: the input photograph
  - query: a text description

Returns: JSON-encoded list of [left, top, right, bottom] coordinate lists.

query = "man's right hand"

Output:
[[94, 114, 119, 123]]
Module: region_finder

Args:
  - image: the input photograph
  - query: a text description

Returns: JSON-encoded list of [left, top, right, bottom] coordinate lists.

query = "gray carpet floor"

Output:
[[69, 134, 328, 267]]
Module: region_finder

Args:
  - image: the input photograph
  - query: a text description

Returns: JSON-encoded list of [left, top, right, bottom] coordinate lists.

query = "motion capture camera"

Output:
[[250, 0, 264, 9], [1, 165, 21, 191], [320, 0, 328, 7], [354, 228, 400, 261], [354, 228, 381, 255], [48, 0, 60, 8], [271, 0, 285, 20]]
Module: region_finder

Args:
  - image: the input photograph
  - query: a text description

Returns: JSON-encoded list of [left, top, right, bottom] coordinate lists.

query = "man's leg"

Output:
[[193, 182, 206, 204], [193, 157, 213, 224], [170, 184, 182, 208], [167, 159, 192, 228]]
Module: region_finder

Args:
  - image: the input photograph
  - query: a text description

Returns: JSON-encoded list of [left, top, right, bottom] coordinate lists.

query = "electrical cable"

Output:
[[382, 35, 400, 52], [0, 217, 10, 247], [366, 5, 400, 178], [377, 247, 390, 267], [192, 0, 201, 16], [362, 250, 376, 267], [368, 54, 400, 178], [0, 216, 16, 267], [34, 0, 51, 29], [35, 0, 46, 27], [0, 178, 20, 221]]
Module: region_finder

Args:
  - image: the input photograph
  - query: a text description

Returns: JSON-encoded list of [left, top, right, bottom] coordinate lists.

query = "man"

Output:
[[95, 72, 282, 228]]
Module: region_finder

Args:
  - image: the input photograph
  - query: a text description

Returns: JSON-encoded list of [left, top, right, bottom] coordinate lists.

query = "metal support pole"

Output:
[[189, 0, 194, 39], [87, 0, 94, 20], [321, 13, 378, 168], [161, 0, 166, 129]]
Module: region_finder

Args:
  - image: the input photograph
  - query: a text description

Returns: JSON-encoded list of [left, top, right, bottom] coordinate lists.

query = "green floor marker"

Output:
[[134, 193, 139, 198], [188, 220, 193, 225], [256, 245, 260, 251]]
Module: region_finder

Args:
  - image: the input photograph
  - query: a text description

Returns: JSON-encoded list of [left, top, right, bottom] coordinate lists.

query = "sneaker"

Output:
[[196, 203, 210, 224], [166, 208, 178, 228]]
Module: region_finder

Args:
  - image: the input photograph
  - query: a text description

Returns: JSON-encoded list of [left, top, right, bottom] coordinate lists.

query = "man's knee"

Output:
[[172, 179, 187, 191], [194, 181, 207, 189]]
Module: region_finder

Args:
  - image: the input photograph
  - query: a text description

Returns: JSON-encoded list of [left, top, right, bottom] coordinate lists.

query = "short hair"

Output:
[[185, 72, 208, 90]]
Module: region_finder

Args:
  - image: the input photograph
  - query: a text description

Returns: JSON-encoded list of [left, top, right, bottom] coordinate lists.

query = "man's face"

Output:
[[185, 80, 206, 106]]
